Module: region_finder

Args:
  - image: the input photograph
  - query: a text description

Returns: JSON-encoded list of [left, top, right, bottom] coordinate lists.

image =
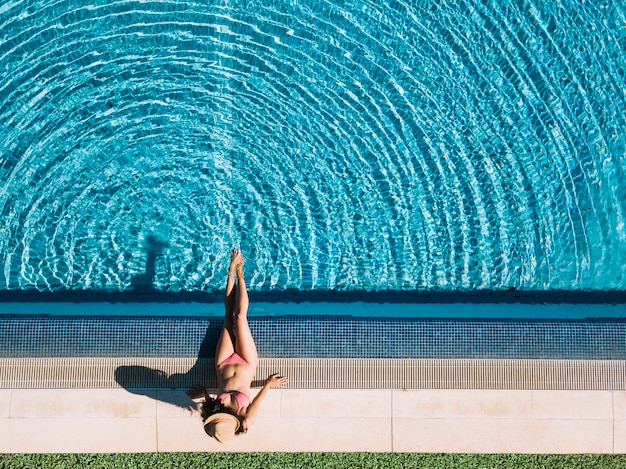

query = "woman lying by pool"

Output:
[[187, 249, 288, 443]]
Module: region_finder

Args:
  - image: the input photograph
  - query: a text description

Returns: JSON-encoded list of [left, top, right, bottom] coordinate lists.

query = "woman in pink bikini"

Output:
[[190, 249, 288, 443]]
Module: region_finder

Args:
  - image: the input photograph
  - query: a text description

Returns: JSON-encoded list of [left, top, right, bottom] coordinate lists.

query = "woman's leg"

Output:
[[214, 250, 239, 365], [233, 255, 258, 368]]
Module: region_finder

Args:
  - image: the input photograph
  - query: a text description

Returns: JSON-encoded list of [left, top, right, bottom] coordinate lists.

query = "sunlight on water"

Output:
[[0, 0, 625, 293]]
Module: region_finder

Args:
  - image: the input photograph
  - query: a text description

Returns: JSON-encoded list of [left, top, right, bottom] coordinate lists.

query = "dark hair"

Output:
[[200, 396, 221, 420]]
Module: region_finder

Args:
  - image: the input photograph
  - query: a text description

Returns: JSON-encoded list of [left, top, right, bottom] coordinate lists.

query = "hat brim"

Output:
[[204, 412, 240, 442]]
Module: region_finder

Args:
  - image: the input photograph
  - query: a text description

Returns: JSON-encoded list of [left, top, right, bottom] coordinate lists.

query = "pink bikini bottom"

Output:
[[217, 352, 250, 368]]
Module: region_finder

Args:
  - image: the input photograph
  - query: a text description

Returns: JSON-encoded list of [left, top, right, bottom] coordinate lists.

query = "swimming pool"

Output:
[[1, 1, 625, 301], [2, 1, 626, 395]]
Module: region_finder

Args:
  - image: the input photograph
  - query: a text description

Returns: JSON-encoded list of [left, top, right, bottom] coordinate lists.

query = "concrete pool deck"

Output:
[[2, 305, 625, 453], [1, 387, 625, 453]]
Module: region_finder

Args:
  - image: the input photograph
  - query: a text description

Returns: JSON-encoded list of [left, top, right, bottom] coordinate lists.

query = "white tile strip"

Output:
[[1, 357, 625, 390]]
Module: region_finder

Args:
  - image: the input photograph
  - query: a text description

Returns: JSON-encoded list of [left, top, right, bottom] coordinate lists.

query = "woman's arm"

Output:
[[241, 374, 288, 430]]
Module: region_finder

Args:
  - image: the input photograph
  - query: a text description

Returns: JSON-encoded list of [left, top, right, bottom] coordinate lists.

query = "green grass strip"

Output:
[[1, 453, 626, 469]]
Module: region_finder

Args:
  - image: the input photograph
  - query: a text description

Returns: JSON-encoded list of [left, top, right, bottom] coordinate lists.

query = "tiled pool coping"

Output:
[[2, 314, 626, 359], [2, 313, 626, 391]]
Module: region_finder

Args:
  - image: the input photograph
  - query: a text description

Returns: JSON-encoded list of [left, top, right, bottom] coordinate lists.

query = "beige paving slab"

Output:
[[10, 389, 156, 418], [251, 388, 283, 417], [613, 392, 626, 420], [250, 417, 392, 452], [393, 418, 613, 453], [157, 415, 392, 452], [614, 420, 626, 453], [530, 391, 613, 419], [281, 389, 391, 418], [154, 389, 199, 418], [157, 389, 391, 452], [0, 388, 620, 453], [156, 416, 213, 452], [392, 390, 532, 419], [0, 390, 11, 417], [0, 417, 157, 453]]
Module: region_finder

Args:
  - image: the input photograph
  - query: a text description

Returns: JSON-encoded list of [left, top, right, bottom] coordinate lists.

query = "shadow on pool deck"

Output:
[[113, 323, 219, 410]]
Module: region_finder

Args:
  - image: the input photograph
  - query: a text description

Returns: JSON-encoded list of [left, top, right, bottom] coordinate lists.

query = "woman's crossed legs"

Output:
[[215, 249, 258, 369]]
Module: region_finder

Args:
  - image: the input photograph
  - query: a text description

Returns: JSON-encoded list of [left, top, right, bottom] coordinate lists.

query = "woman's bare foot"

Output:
[[236, 251, 245, 276], [229, 249, 243, 274]]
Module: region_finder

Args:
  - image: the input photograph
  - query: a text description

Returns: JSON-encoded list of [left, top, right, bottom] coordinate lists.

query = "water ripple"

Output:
[[0, 0, 624, 293]]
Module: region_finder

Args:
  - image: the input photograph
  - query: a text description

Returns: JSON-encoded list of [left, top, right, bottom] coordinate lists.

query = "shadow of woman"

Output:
[[130, 235, 168, 291], [114, 323, 221, 411]]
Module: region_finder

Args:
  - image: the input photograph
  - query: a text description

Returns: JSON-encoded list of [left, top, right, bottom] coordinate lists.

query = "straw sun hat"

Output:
[[204, 412, 241, 443]]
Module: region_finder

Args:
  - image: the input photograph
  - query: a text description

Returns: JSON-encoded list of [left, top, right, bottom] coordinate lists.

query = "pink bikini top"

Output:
[[217, 390, 251, 415]]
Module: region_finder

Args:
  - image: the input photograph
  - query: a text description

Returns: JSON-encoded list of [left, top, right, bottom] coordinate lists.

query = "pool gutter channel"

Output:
[[1, 357, 625, 390]]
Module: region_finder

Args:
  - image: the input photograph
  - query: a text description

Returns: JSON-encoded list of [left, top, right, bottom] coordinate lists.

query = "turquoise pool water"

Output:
[[1, 0, 625, 295]]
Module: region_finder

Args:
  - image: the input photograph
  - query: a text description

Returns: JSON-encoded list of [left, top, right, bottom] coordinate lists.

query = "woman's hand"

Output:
[[266, 373, 289, 388]]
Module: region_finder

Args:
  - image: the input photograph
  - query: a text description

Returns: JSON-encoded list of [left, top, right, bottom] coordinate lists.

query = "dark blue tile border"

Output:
[[2, 315, 626, 360], [1, 288, 626, 304]]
